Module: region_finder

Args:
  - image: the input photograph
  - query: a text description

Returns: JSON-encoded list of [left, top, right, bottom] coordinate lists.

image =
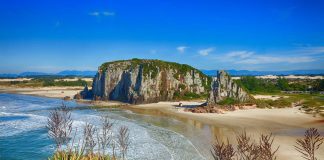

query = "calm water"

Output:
[[0, 93, 214, 160]]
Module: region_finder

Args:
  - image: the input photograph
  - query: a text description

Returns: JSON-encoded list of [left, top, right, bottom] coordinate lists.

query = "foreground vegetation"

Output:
[[47, 104, 130, 160], [212, 128, 323, 160]]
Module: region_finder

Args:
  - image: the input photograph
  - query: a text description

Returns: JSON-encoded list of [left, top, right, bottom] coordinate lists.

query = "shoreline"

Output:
[[0, 86, 84, 99], [1, 86, 324, 159]]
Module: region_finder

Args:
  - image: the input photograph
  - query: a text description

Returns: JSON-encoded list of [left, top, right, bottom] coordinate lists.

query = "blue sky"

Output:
[[0, 0, 324, 73]]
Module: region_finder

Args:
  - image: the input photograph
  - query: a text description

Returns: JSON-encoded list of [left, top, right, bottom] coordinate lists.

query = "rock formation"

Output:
[[91, 59, 211, 104], [74, 85, 92, 99], [207, 70, 251, 105]]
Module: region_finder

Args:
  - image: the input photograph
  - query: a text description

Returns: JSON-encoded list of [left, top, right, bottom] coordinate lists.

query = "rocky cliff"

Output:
[[92, 59, 211, 104], [207, 70, 251, 105]]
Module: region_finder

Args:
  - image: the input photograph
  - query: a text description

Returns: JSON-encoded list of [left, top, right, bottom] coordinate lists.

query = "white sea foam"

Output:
[[0, 112, 47, 137]]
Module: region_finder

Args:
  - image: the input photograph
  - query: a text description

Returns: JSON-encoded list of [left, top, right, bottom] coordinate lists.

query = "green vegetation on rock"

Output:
[[173, 91, 207, 100], [217, 97, 238, 105]]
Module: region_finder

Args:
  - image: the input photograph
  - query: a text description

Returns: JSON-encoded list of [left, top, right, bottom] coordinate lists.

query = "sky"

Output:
[[0, 0, 324, 73]]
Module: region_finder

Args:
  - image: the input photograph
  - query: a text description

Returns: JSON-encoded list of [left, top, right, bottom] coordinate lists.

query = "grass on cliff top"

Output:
[[99, 58, 206, 77]]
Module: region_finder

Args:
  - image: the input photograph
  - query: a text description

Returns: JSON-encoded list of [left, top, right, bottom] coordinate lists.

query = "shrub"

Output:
[[183, 92, 201, 100], [212, 131, 279, 160], [178, 84, 186, 90], [47, 104, 131, 160], [211, 138, 235, 160], [267, 98, 291, 108], [47, 103, 72, 149], [295, 128, 323, 160], [218, 98, 238, 105]]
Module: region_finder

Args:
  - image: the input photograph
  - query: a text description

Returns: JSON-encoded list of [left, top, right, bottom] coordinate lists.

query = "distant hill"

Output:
[[201, 69, 324, 76], [0, 70, 96, 78], [19, 72, 52, 77], [0, 74, 18, 78], [1, 69, 324, 78]]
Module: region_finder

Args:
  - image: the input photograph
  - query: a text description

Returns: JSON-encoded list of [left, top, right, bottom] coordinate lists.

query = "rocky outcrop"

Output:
[[207, 70, 252, 105], [74, 85, 92, 99], [91, 59, 211, 104]]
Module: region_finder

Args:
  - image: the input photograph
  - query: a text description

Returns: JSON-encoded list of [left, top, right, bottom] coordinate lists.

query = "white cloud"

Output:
[[198, 48, 214, 56], [297, 46, 324, 55], [236, 55, 315, 64], [102, 12, 115, 16], [176, 46, 189, 53], [89, 12, 100, 16], [89, 11, 115, 17], [218, 49, 317, 65], [226, 51, 254, 59]]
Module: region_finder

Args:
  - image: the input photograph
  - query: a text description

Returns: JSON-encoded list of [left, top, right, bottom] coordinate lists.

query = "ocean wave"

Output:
[[0, 112, 47, 137]]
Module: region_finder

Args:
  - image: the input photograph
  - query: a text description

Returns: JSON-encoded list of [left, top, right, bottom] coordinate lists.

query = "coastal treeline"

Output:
[[0, 77, 91, 87], [235, 77, 324, 94]]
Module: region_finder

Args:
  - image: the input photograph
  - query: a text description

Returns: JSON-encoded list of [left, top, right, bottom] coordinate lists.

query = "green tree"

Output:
[[277, 77, 290, 91]]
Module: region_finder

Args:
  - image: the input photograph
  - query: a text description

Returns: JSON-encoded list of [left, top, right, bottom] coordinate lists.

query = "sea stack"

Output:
[[91, 59, 211, 104], [207, 70, 251, 105]]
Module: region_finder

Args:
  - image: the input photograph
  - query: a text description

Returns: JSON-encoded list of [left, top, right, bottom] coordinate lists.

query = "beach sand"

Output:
[[0, 86, 84, 99]]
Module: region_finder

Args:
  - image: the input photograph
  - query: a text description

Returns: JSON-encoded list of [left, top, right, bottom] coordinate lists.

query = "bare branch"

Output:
[[258, 133, 279, 160], [295, 128, 323, 160], [47, 103, 72, 150], [236, 130, 260, 160], [211, 137, 235, 160], [83, 123, 97, 155], [117, 126, 130, 160]]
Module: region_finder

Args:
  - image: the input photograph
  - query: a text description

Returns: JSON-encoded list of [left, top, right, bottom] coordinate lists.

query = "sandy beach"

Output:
[[131, 101, 324, 160], [0, 86, 84, 99], [1, 87, 323, 159]]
